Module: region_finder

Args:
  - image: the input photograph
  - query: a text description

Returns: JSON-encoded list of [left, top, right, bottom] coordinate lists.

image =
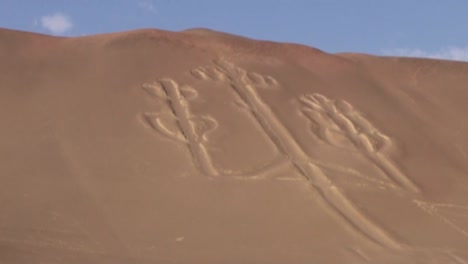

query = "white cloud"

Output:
[[382, 47, 468, 62], [138, 0, 157, 14], [40, 12, 73, 35]]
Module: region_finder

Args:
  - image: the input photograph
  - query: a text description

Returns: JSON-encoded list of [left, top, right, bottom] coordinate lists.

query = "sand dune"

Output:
[[1, 27, 467, 263]]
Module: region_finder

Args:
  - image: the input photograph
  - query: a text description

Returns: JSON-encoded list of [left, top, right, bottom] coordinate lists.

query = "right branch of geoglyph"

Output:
[[299, 93, 391, 152], [299, 93, 420, 192], [414, 200, 468, 238]]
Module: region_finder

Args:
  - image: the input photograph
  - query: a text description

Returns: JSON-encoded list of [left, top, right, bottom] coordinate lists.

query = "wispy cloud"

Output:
[[40, 12, 73, 35], [138, 0, 157, 14], [382, 47, 468, 62]]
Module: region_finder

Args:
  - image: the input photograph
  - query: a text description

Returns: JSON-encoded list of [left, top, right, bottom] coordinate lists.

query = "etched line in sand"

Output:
[[191, 66, 226, 81], [311, 158, 398, 190], [201, 59, 404, 249], [226, 157, 292, 180], [448, 252, 468, 264], [243, 72, 279, 87], [191, 64, 279, 89], [414, 200, 468, 239], [347, 247, 371, 262], [142, 112, 186, 142], [299, 93, 420, 193], [456, 145, 468, 161], [142, 82, 168, 99], [0, 237, 105, 255]]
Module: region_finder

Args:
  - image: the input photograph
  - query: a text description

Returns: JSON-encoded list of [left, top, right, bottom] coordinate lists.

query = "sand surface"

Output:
[[1, 27, 467, 263]]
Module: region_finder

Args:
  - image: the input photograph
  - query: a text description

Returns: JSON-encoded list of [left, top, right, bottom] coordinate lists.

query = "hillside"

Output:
[[1, 27, 467, 263]]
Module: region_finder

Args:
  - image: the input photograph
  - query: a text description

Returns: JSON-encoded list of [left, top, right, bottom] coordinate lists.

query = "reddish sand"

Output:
[[1, 27, 467, 263]]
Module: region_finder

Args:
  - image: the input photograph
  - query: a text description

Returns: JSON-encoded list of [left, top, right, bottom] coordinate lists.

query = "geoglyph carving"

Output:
[[140, 59, 431, 251], [299, 93, 420, 193]]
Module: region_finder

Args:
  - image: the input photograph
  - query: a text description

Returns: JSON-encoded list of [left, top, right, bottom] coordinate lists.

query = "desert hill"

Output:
[[1, 27, 467, 263]]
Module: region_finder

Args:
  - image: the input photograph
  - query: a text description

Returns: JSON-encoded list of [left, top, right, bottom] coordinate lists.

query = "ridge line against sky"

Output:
[[2, 0, 467, 61]]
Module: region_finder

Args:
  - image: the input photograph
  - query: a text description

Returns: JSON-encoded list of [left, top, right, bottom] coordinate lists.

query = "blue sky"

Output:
[[1, 0, 468, 60]]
